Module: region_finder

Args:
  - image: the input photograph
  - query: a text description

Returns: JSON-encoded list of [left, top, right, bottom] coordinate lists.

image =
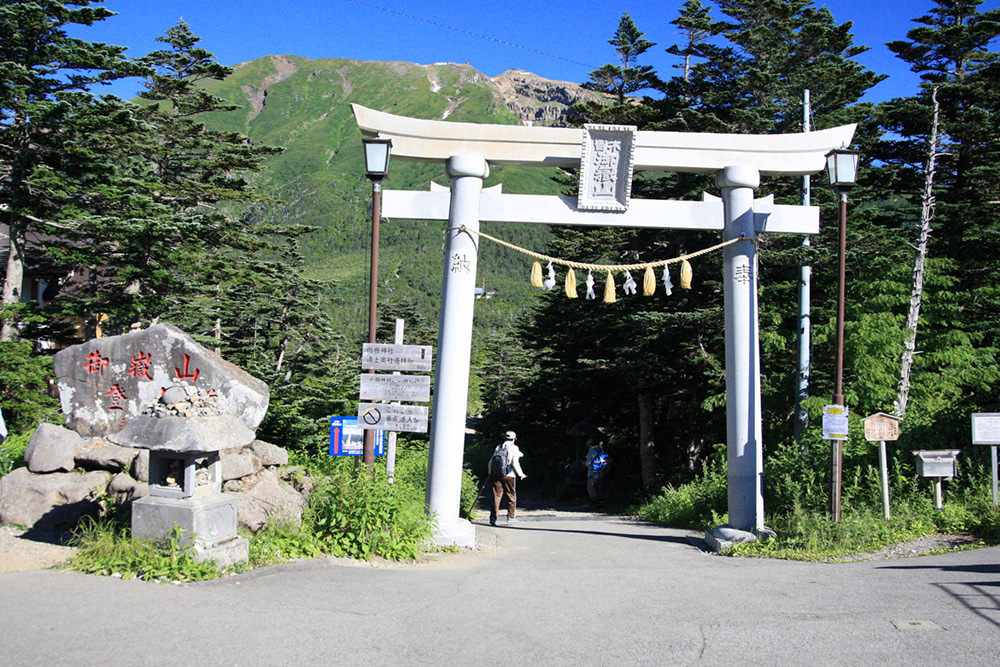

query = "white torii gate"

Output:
[[353, 104, 855, 546]]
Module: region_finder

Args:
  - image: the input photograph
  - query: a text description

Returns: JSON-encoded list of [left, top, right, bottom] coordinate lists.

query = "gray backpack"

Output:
[[489, 445, 510, 477]]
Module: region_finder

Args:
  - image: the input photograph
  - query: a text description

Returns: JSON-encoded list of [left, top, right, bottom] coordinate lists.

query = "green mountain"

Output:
[[198, 56, 604, 343]]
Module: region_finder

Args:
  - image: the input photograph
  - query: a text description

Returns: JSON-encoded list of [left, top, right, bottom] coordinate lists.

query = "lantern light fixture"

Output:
[[363, 137, 392, 181], [825, 147, 860, 190]]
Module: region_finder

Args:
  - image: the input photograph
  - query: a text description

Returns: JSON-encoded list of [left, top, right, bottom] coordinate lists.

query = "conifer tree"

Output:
[[491, 1, 886, 487], [0, 0, 144, 341], [582, 12, 660, 105], [875, 0, 1000, 423]]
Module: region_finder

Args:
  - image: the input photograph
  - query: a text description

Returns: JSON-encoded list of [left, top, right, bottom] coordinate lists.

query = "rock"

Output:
[[251, 440, 288, 467], [704, 525, 758, 552], [221, 449, 261, 481], [160, 385, 188, 406], [0, 467, 112, 529], [53, 322, 269, 437], [133, 449, 149, 482], [491, 69, 610, 127], [234, 470, 306, 532], [109, 414, 255, 453], [108, 472, 149, 502], [279, 466, 315, 495], [75, 440, 137, 471], [24, 424, 82, 473]]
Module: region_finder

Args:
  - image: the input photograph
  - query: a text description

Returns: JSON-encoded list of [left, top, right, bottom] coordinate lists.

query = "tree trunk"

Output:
[[275, 337, 287, 374], [1, 220, 25, 341], [637, 392, 657, 488], [895, 86, 940, 418]]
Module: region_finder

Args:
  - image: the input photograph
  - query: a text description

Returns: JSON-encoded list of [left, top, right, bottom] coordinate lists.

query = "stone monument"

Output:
[[51, 323, 270, 568]]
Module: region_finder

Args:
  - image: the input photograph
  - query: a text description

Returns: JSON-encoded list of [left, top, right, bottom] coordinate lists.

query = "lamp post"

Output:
[[826, 147, 859, 522], [362, 137, 391, 471]]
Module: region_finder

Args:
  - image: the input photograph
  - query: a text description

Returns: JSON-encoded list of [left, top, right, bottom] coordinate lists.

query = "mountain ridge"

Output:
[[229, 55, 605, 127]]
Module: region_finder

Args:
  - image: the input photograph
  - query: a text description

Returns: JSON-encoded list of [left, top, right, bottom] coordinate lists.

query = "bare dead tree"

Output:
[[895, 86, 940, 418]]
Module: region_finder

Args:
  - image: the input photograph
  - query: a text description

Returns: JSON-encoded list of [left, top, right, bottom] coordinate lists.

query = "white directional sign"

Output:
[[358, 403, 429, 433], [360, 373, 431, 402], [361, 343, 433, 372]]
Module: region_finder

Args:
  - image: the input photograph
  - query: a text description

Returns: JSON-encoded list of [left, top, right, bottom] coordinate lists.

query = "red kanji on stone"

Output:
[[128, 351, 153, 380], [83, 350, 109, 375], [105, 384, 127, 411], [174, 353, 200, 382]]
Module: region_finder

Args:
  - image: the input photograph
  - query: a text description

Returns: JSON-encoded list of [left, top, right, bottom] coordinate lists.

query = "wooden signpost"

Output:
[[357, 324, 433, 484], [863, 412, 900, 520]]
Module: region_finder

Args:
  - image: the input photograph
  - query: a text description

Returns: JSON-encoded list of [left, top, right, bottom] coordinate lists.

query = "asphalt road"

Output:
[[0, 515, 997, 666]]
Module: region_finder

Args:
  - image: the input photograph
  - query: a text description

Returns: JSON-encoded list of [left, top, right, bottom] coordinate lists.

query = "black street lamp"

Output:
[[362, 137, 392, 471], [826, 147, 860, 522]]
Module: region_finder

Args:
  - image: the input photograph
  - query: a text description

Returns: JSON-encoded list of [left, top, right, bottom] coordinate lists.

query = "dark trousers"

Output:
[[491, 475, 517, 520]]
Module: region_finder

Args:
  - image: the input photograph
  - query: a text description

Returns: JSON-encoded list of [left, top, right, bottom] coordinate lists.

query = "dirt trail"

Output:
[[0, 525, 77, 573]]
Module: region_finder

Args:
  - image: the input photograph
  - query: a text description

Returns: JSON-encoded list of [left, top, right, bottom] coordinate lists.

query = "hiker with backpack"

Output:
[[488, 430, 525, 526], [585, 439, 609, 504]]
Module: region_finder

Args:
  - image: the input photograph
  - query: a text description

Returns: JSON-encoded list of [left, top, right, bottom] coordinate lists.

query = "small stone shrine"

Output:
[[110, 387, 254, 568]]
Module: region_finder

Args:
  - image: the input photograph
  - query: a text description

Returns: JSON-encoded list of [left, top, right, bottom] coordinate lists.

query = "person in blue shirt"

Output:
[[585, 439, 608, 503]]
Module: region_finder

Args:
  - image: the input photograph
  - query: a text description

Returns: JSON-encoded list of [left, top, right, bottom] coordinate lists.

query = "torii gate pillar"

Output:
[[425, 154, 488, 547], [717, 165, 765, 532]]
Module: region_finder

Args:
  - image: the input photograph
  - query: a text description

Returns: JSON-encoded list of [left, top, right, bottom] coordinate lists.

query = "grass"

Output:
[[635, 441, 1000, 561], [66, 452, 446, 582], [68, 519, 230, 582]]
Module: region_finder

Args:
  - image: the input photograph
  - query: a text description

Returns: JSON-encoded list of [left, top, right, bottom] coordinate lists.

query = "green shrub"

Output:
[[636, 444, 728, 528], [248, 520, 325, 567], [0, 340, 60, 433], [634, 427, 1000, 560], [304, 466, 432, 561]]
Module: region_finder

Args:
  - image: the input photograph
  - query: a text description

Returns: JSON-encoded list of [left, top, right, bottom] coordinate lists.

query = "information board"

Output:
[[329, 416, 384, 456], [359, 373, 431, 402], [863, 413, 900, 442], [972, 413, 1000, 445], [822, 404, 849, 440]]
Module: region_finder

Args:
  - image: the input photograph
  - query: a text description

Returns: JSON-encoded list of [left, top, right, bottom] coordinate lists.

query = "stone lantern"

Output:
[[111, 408, 252, 568]]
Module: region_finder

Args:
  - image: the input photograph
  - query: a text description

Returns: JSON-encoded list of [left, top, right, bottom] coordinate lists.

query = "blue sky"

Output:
[[69, 0, 999, 105]]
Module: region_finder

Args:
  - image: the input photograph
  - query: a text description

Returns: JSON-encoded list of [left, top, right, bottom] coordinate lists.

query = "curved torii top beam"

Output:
[[351, 103, 855, 176]]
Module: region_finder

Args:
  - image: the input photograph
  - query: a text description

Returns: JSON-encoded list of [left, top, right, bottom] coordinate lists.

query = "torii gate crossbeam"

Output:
[[352, 104, 855, 546]]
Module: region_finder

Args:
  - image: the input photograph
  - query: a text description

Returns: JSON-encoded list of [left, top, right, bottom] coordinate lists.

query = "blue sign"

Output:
[[329, 416, 384, 457]]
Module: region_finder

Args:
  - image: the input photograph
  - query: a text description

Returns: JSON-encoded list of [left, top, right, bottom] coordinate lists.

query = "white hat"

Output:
[[505, 430, 516, 440]]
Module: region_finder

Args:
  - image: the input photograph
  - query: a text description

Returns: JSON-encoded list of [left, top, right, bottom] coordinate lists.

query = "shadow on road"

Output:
[[512, 523, 703, 548], [877, 562, 1000, 629]]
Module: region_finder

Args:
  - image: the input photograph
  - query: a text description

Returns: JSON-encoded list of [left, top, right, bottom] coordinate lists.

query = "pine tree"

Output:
[[0, 0, 144, 340], [582, 12, 660, 105], [486, 1, 886, 488]]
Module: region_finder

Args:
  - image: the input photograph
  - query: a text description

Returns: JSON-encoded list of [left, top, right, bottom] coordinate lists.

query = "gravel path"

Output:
[[0, 525, 77, 573]]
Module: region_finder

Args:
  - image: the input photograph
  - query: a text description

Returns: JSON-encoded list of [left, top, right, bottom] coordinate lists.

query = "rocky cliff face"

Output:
[[491, 69, 608, 127]]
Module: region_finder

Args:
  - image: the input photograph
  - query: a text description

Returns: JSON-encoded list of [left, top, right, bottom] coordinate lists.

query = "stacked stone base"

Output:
[[132, 493, 247, 569]]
